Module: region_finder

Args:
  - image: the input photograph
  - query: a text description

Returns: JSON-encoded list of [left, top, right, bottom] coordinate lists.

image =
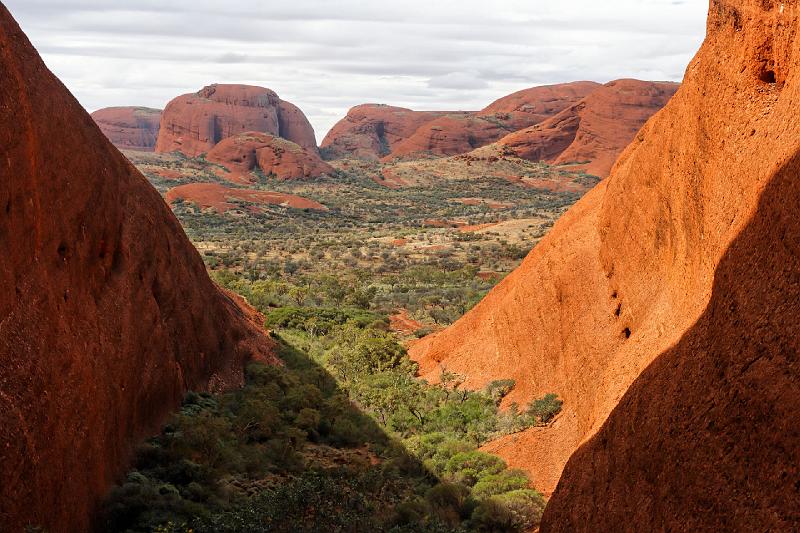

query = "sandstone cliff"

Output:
[[0, 7, 275, 532], [322, 82, 598, 161]]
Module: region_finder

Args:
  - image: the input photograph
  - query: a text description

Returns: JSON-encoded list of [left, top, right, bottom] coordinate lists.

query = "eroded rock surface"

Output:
[[156, 84, 317, 157], [0, 8, 275, 532], [206, 132, 332, 183]]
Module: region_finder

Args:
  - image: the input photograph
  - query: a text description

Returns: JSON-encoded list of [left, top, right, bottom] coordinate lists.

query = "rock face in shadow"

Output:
[[493, 79, 678, 177], [206, 132, 332, 183], [91, 106, 162, 152], [155, 84, 317, 157], [0, 7, 276, 532], [409, 0, 798, 500], [320, 104, 448, 160]]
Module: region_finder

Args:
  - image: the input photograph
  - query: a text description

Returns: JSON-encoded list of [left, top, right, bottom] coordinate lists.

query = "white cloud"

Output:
[[3, 0, 708, 142]]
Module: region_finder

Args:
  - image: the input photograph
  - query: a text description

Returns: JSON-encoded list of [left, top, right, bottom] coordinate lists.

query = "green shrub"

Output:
[[470, 498, 514, 532], [526, 393, 563, 425], [425, 483, 470, 524], [392, 498, 430, 526], [471, 469, 530, 500], [483, 380, 515, 405], [491, 490, 546, 530], [443, 451, 506, 486]]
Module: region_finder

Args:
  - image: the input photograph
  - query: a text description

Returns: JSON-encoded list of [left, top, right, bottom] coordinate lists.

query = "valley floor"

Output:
[[103, 151, 592, 532]]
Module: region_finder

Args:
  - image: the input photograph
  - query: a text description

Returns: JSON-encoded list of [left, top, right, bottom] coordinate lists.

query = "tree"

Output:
[[526, 393, 563, 425]]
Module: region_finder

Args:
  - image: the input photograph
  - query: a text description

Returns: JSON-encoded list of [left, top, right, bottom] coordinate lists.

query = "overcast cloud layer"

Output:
[[5, 0, 708, 142]]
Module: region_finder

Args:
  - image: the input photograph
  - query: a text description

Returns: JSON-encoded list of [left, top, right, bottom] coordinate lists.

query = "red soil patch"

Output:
[[377, 167, 408, 188], [152, 168, 184, 180], [389, 309, 424, 335], [166, 182, 326, 213], [391, 238, 408, 246], [459, 223, 498, 233], [423, 219, 464, 228], [458, 198, 482, 206]]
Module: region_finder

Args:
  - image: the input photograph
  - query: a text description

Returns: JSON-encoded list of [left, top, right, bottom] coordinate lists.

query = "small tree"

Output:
[[526, 393, 563, 425]]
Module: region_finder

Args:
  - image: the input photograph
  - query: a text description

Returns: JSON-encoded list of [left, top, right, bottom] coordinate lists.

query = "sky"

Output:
[[4, 0, 708, 142]]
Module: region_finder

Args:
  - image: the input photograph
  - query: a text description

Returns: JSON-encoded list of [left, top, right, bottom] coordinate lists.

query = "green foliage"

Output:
[[526, 393, 563, 425], [483, 380, 515, 405], [265, 306, 378, 335], [471, 490, 546, 531], [118, 139, 593, 532], [443, 452, 506, 487], [103, 354, 420, 532], [471, 470, 530, 500], [109, 264, 559, 532]]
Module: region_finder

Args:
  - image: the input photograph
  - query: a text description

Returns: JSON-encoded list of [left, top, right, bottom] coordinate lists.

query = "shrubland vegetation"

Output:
[[105, 305, 562, 532], [128, 150, 582, 332], [105, 154, 576, 532]]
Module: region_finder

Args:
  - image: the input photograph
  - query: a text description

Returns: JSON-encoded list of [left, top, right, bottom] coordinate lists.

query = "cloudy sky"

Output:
[[5, 0, 708, 142]]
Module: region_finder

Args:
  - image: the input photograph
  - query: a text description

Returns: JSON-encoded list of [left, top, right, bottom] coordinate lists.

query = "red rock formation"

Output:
[[320, 104, 447, 160], [494, 79, 678, 177], [386, 82, 601, 160], [206, 132, 332, 183], [479, 81, 601, 129], [323, 83, 600, 161], [166, 182, 327, 212], [0, 8, 276, 533], [155, 84, 317, 157], [91, 106, 162, 152], [409, 0, 797, 504], [540, 2, 800, 530], [387, 114, 506, 160]]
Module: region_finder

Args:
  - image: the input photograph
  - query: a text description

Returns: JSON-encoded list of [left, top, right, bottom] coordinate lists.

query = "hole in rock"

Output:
[[57, 242, 68, 258], [760, 69, 777, 84], [611, 291, 618, 299], [623, 327, 632, 339], [5, 200, 10, 214], [614, 304, 622, 317]]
